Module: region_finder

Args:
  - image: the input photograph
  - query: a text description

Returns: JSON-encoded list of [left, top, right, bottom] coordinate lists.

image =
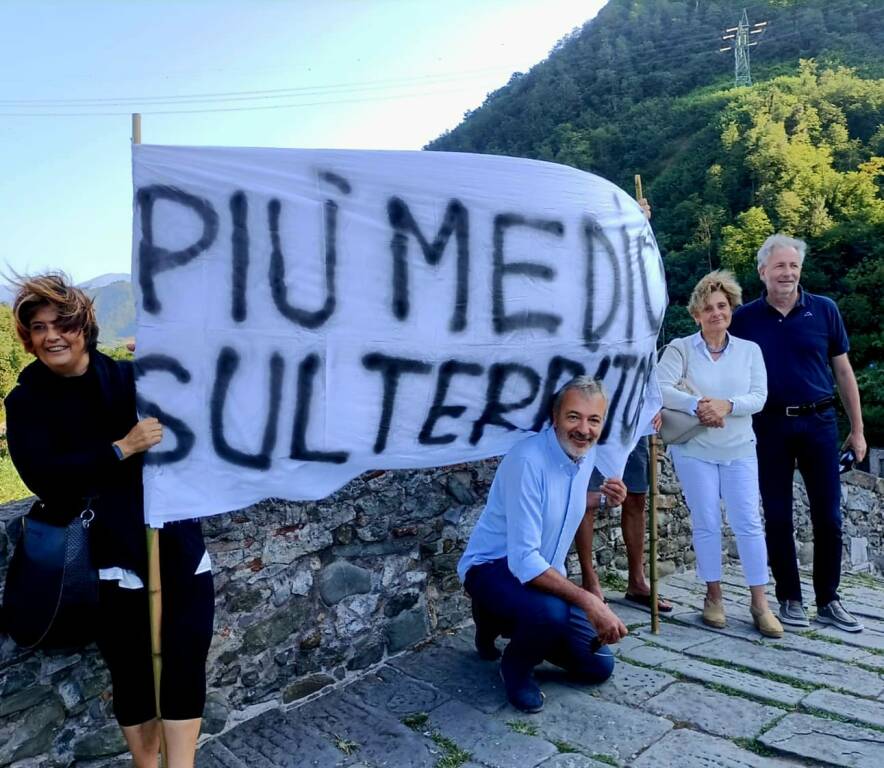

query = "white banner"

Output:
[[132, 145, 666, 524]]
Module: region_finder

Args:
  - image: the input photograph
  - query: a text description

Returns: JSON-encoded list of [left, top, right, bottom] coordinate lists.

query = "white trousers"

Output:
[[670, 450, 769, 586]]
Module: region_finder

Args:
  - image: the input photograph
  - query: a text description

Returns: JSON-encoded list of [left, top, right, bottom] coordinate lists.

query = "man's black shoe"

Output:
[[500, 653, 544, 713]]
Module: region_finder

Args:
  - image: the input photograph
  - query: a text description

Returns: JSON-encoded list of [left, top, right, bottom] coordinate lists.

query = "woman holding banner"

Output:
[[5, 273, 213, 768], [658, 270, 782, 638]]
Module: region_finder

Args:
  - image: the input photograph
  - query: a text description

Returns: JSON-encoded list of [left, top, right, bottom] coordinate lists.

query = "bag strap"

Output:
[[675, 336, 690, 381]]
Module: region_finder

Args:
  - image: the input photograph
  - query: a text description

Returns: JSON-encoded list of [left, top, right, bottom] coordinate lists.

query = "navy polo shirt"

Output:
[[730, 287, 848, 411]]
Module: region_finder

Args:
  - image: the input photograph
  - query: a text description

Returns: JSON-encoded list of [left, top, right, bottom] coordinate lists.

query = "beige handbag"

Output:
[[659, 337, 706, 445]]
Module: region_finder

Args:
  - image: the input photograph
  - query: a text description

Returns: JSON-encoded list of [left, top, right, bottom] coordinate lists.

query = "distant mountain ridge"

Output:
[[0, 273, 135, 345]]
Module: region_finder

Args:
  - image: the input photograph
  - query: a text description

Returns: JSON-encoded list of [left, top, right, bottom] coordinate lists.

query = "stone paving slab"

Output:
[[644, 682, 785, 740], [297, 690, 437, 767], [661, 658, 807, 706], [537, 755, 616, 768], [427, 699, 557, 768], [631, 727, 798, 768], [841, 584, 884, 610], [341, 665, 449, 717], [528, 682, 672, 763], [619, 642, 684, 668], [607, 632, 646, 657], [602, 598, 658, 627], [639, 621, 720, 651], [812, 624, 884, 651], [760, 712, 884, 767], [802, 688, 884, 729], [198, 708, 346, 768], [685, 635, 884, 697], [581, 659, 675, 706], [390, 644, 507, 714]]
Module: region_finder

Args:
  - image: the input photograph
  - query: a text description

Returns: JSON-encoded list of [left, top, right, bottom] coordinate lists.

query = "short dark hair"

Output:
[[551, 376, 607, 420], [11, 272, 99, 353]]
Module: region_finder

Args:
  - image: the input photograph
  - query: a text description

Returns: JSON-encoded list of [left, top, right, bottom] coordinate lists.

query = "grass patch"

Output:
[[401, 712, 429, 731], [842, 572, 884, 589], [600, 570, 628, 592], [590, 753, 619, 766], [332, 735, 359, 755], [430, 732, 471, 768], [552, 739, 579, 753], [401, 714, 471, 768], [800, 629, 846, 645], [733, 737, 776, 757], [506, 719, 539, 737], [0, 452, 30, 504]]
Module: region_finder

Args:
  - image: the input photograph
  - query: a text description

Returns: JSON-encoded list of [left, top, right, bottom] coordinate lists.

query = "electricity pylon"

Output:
[[720, 10, 767, 87]]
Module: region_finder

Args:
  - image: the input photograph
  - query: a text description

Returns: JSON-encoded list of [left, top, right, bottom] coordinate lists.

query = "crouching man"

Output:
[[457, 376, 629, 713]]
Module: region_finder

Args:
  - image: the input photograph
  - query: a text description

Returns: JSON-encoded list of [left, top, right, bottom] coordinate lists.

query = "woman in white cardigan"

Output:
[[659, 270, 782, 637]]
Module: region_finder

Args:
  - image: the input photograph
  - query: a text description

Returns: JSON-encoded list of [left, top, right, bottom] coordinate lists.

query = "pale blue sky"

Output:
[[0, 0, 604, 282]]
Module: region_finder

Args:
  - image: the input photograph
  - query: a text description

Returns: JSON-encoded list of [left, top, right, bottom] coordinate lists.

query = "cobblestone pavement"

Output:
[[196, 568, 884, 768]]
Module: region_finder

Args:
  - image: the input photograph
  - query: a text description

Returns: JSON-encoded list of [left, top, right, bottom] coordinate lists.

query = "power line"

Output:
[[0, 66, 517, 108]]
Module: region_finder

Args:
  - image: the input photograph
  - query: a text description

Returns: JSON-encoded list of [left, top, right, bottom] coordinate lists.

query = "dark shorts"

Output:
[[589, 435, 649, 494], [96, 561, 214, 726]]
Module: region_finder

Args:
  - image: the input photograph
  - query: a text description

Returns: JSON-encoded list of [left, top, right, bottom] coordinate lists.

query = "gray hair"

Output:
[[551, 376, 606, 418], [757, 234, 807, 268]]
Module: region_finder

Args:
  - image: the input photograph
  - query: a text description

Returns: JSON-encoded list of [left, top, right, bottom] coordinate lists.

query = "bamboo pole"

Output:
[[647, 435, 660, 635], [635, 173, 660, 635], [133, 111, 168, 767]]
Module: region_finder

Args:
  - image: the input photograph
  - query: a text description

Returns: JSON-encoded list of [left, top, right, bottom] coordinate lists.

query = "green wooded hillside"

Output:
[[428, 0, 884, 443]]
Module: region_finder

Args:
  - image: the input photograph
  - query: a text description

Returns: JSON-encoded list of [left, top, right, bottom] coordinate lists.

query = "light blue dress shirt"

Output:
[[457, 426, 595, 585]]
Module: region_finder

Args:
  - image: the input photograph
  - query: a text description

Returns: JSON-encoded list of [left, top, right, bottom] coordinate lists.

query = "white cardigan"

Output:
[[658, 332, 767, 461]]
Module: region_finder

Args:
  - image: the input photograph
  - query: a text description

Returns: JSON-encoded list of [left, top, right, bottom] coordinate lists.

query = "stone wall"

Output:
[[1, 455, 882, 766]]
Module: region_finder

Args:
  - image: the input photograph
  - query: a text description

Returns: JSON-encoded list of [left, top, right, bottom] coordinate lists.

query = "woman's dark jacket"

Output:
[[5, 350, 202, 583]]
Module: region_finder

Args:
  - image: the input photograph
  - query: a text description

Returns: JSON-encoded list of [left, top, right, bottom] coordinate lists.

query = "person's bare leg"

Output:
[[120, 719, 161, 768], [622, 492, 672, 610], [749, 584, 770, 612], [621, 492, 649, 595], [706, 581, 723, 603], [163, 718, 202, 768], [576, 496, 604, 601]]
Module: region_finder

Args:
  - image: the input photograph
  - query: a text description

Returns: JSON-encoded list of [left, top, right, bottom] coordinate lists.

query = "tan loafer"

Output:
[[751, 605, 784, 638], [702, 597, 726, 629]]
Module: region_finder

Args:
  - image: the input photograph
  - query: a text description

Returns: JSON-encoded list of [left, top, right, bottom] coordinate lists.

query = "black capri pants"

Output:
[[96, 528, 214, 727]]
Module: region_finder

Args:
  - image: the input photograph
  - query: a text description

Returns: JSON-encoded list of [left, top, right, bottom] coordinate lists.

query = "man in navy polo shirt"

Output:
[[730, 234, 867, 632]]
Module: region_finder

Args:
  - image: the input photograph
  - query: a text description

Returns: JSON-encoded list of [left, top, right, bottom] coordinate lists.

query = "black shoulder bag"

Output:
[[2, 499, 99, 649]]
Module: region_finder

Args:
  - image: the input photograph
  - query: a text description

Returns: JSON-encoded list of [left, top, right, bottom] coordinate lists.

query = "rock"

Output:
[[849, 536, 869, 566], [446, 475, 476, 505], [201, 692, 230, 735], [0, 696, 65, 765], [386, 605, 428, 652], [241, 599, 310, 654], [282, 673, 335, 703], [72, 723, 128, 759], [347, 638, 385, 670], [0, 684, 53, 717], [384, 591, 419, 618], [798, 541, 814, 565]]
